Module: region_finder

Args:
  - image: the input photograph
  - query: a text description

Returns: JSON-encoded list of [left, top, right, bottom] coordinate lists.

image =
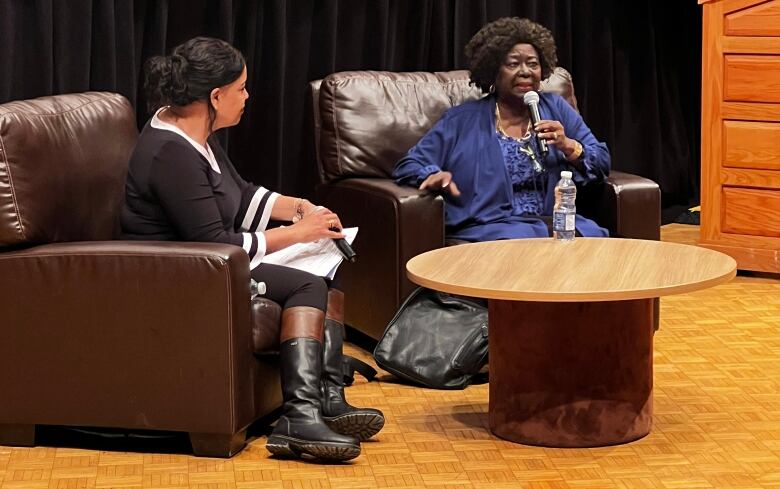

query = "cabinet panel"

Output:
[[721, 186, 780, 237], [721, 167, 780, 189], [725, 0, 780, 36], [722, 101, 780, 121], [724, 37, 780, 54], [723, 120, 780, 169], [724, 55, 780, 102]]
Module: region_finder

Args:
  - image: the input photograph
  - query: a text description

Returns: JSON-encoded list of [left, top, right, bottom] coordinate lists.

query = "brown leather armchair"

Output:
[[0, 92, 282, 457], [309, 69, 661, 340]]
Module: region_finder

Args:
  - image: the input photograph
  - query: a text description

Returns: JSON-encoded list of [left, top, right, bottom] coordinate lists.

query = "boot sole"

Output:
[[324, 412, 385, 441], [266, 435, 360, 461]]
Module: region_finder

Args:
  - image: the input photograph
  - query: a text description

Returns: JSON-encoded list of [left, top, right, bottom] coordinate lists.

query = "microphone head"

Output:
[[523, 91, 540, 105]]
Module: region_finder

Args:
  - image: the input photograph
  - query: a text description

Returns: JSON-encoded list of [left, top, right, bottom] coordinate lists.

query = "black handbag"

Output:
[[373, 287, 488, 389]]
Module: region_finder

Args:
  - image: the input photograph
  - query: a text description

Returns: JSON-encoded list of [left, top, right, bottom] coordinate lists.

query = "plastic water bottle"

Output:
[[250, 278, 266, 298], [553, 170, 576, 241]]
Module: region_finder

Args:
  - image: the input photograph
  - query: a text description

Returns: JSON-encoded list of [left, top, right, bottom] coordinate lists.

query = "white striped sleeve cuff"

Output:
[[241, 232, 267, 270], [239, 187, 279, 232]]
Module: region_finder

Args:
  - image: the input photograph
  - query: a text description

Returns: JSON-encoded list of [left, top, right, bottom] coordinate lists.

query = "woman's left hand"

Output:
[[299, 199, 319, 219], [534, 120, 569, 148], [317, 206, 343, 230], [535, 120, 582, 162]]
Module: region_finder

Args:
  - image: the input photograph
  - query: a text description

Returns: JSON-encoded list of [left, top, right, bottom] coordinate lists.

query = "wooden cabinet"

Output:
[[700, 0, 780, 272]]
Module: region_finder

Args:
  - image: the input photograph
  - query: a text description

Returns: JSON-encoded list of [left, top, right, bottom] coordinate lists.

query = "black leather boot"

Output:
[[321, 290, 385, 440], [266, 307, 360, 462]]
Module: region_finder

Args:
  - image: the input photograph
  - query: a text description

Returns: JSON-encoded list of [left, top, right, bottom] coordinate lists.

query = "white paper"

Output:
[[262, 227, 358, 279]]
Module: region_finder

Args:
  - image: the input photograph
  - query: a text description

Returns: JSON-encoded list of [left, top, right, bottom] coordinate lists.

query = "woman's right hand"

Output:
[[291, 209, 345, 243], [419, 171, 461, 196]]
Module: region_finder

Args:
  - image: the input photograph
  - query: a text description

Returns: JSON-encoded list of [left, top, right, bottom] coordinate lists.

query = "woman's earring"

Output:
[[489, 84, 495, 94]]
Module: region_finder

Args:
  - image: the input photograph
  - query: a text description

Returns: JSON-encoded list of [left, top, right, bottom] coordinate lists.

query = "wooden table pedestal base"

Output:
[[488, 298, 654, 448]]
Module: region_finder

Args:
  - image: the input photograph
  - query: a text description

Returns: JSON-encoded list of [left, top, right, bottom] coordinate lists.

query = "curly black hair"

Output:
[[464, 17, 558, 93]]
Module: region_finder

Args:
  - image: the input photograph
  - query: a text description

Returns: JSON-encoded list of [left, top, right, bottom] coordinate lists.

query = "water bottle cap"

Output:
[[560, 170, 573, 179]]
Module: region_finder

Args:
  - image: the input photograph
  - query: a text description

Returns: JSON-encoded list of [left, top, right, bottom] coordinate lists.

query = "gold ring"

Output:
[[329, 219, 335, 228]]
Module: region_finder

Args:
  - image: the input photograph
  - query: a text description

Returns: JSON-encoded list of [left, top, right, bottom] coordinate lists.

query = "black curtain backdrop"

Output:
[[0, 0, 701, 220]]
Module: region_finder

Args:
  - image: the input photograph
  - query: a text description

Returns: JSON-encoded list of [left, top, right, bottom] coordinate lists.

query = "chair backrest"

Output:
[[0, 92, 137, 248], [310, 67, 579, 183]]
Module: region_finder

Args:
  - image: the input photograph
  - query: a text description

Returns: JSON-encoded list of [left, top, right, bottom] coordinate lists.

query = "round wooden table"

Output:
[[406, 238, 736, 447]]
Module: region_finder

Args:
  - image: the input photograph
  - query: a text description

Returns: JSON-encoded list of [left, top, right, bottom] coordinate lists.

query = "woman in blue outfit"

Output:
[[393, 18, 611, 241]]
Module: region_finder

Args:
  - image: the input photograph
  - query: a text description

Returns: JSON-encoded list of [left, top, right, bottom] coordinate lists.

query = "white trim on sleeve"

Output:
[[240, 187, 279, 232], [241, 232, 267, 270]]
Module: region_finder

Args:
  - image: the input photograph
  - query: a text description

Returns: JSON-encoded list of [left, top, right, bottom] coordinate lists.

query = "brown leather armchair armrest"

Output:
[[0, 241, 257, 435], [577, 170, 661, 241], [316, 178, 444, 338]]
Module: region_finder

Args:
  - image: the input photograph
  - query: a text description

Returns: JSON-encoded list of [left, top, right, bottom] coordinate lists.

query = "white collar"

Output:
[[150, 107, 221, 174]]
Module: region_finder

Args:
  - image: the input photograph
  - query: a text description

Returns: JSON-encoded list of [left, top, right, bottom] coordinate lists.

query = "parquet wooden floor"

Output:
[[2, 224, 779, 488]]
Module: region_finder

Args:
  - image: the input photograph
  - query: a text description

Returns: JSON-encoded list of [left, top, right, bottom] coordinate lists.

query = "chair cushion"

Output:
[[0, 92, 137, 247], [318, 71, 482, 182], [316, 67, 578, 182]]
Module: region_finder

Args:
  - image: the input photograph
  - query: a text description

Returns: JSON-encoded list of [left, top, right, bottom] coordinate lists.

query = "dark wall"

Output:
[[0, 0, 701, 217]]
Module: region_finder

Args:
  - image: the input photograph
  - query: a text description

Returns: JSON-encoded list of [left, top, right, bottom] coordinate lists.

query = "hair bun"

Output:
[[142, 55, 173, 112], [169, 54, 190, 106], [170, 53, 188, 70]]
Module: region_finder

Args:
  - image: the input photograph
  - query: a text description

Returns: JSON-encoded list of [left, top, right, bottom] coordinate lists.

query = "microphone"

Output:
[[523, 91, 548, 157], [330, 228, 357, 263], [313, 205, 357, 262]]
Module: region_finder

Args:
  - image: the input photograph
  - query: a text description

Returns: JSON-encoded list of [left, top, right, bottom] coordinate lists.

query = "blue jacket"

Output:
[[393, 93, 611, 241]]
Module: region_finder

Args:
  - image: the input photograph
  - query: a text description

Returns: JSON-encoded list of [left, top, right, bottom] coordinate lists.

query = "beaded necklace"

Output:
[[495, 104, 543, 174]]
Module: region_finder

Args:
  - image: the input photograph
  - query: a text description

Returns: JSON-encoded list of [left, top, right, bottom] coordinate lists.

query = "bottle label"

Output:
[[553, 211, 576, 232]]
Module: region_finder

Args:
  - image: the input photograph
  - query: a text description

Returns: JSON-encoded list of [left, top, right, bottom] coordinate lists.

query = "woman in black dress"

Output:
[[121, 37, 383, 462]]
